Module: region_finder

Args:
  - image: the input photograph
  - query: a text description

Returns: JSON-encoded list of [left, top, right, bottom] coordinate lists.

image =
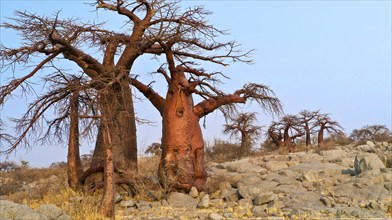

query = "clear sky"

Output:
[[1, 0, 391, 167]]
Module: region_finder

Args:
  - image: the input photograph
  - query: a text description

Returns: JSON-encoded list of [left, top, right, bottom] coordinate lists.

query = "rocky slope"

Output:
[[118, 141, 391, 219], [1, 141, 391, 219]]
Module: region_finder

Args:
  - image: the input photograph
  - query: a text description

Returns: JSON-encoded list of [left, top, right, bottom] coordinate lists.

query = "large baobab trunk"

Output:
[[81, 80, 137, 190], [305, 126, 311, 146], [158, 73, 206, 192], [67, 79, 83, 189], [318, 128, 325, 147], [240, 133, 251, 156]]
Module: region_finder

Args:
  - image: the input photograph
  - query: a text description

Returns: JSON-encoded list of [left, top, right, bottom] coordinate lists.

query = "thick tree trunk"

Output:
[[158, 73, 207, 192], [82, 79, 137, 191], [67, 80, 83, 190], [318, 129, 324, 146], [240, 134, 251, 156], [305, 126, 311, 146]]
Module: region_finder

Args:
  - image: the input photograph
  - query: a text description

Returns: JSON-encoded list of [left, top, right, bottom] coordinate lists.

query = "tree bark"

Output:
[[83, 79, 137, 191], [67, 79, 83, 190], [158, 72, 206, 192], [318, 128, 325, 146], [100, 117, 115, 219]]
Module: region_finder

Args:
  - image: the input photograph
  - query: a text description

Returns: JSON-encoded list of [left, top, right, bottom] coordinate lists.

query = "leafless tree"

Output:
[[350, 125, 391, 143], [314, 113, 343, 146], [223, 112, 262, 156], [267, 115, 304, 151], [298, 110, 319, 146], [131, 4, 283, 191]]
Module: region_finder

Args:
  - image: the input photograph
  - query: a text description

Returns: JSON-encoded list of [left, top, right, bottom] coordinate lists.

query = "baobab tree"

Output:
[[314, 113, 343, 146], [298, 110, 319, 146], [131, 13, 283, 190], [267, 115, 304, 151], [223, 112, 262, 156], [1, 0, 212, 216], [350, 125, 391, 143]]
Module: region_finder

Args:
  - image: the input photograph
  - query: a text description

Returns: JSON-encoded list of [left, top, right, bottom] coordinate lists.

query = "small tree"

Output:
[[223, 112, 262, 156], [298, 110, 319, 146], [314, 113, 343, 147]]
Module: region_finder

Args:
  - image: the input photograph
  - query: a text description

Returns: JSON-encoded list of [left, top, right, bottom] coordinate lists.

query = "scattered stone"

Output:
[[264, 161, 288, 171], [167, 192, 198, 208], [114, 193, 123, 203], [197, 194, 210, 208], [189, 186, 199, 198], [252, 205, 268, 217], [298, 170, 319, 182], [119, 199, 135, 208], [208, 212, 224, 220], [253, 192, 277, 205]]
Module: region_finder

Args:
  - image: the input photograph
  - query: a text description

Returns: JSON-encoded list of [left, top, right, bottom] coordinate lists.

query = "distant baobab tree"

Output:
[[223, 112, 262, 156], [267, 115, 304, 152], [314, 113, 343, 147]]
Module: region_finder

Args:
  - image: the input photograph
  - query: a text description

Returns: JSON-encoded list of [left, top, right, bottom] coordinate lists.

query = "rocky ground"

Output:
[[1, 141, 391, 219]]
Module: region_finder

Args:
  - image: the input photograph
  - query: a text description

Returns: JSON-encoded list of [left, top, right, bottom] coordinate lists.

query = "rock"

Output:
[[357, 144, 376, 153], [384, 182, 392, 191], [320, 196, 335, 208], [237, 198, 253, 209], [252, 205, 268, 217], [208, 212, 224, 220], [119, 199, 135, 208], [253, 192, 277, 205], [0, 200, 49, 220], [297, 170, 319, 182], [114, 193, 122, 203], [264, 161, 288, 171], [366, 141, 375, 147], [167, 192, 198, 208], [189, 186, 199, 198], [354, 153, 386, 175], [225, 159, 264, 173], [220, 187, 238, 202], [35, 204, 63, 220], [319, 149, 347, 160], [57, 214, 72, 220], [197, 194, 210, 208], [379, 154, 392, 168]]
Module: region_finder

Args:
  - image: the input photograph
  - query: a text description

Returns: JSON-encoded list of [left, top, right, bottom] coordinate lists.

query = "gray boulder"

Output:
[[167, 192, 198, 208], [35, 204, 63, 220], [253, 192, 278, 205], [354, 153, 385, 175], [197, 194, 210, 208], [0, 200, 49, 220]]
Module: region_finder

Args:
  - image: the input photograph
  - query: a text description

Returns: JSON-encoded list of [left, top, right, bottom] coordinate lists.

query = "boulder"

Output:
[[319, 149, 347, 161], [119, 199, 135, 208], [297, 170, 319, 182], [225, 159, 264, 173], [0, 200, 49, 220], [167, 192, 198, 208], [264, 161, 288, 171], [189, 186, 199, 198], [35, 204, 63, 220], [208, 213, 224, 220], [354, 153, 386, 175], [197, 194, 210, 208], [253, 192, 278, 205]]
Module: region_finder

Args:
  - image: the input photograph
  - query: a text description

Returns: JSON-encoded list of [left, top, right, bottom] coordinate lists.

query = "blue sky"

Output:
[[1, 0, 391, 167]]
